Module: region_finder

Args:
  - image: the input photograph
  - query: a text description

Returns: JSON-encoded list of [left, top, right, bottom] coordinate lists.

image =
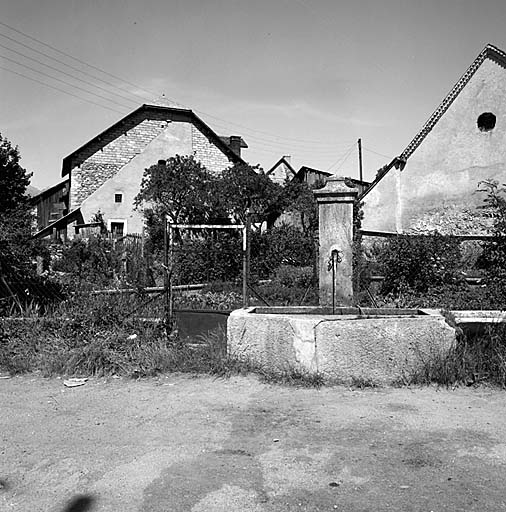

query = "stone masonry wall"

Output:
[[70, 112, 170, 209], [192, 125, 234, 175]]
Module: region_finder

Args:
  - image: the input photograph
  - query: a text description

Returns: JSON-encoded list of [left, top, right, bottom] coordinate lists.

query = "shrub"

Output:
[[273, 265, 313, 288], [379, 233, 464, 295], [175, 290, 243, 310], [250, 224, 315, 279], [170, 224, 316, 287], [173, 231, 242, 285]]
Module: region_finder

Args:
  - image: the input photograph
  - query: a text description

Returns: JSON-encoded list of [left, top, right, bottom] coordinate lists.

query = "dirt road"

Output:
[[1, 375, 506, 511]]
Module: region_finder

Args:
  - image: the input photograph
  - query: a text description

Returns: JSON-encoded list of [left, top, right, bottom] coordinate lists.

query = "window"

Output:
[[477, 112, 496, 132], [114, 193, 123, 203], [110, 222, 124, 237]]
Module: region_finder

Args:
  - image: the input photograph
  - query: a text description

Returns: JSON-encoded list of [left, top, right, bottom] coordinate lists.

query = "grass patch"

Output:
[[0, 292, 326, 387], [0, 316, 325, 387], [5, 292, 506, 389], [404, 324, 506, 388]]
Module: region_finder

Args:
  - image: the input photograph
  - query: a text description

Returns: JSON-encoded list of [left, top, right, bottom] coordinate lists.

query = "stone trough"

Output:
[[227, 307, 456, 385]]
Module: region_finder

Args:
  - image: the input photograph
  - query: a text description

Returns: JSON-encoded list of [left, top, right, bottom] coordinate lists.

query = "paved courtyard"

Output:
[[1, 375, 506, 511]]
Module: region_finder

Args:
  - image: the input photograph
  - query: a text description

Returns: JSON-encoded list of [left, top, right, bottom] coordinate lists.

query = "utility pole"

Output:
[[357, 138, 363, 182]]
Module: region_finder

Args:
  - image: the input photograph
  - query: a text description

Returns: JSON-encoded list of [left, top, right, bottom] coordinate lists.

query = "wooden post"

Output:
[[168, 223, 174, 333], [163, 215, 171, 334], [242, 210, 250, 308]]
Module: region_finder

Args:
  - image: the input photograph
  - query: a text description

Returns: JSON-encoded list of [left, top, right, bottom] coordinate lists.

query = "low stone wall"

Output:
[[227, 308, 456, 385]]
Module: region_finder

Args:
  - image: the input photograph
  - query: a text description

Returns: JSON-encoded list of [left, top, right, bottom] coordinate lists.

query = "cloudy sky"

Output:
[[2, 0, 506, 190]]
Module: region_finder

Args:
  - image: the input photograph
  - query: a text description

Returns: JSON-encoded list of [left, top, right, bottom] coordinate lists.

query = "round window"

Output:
[[477, 112, 496, 132]]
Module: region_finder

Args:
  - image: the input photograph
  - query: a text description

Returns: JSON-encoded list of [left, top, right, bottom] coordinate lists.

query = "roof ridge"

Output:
[[400, 44, 492, 160], [62, 104, 245, 176], [361, 44, 506, 202], [266, 156, 296, 176]]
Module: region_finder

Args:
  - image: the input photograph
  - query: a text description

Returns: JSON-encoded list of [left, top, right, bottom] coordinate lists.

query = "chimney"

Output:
[[229, 136, 242, 157]]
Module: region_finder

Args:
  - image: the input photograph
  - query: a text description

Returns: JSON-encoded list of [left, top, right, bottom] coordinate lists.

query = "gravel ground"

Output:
[[1, 374, 506, 511]]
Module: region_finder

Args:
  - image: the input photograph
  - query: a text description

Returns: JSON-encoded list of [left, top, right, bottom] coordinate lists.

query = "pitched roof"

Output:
[[401, 43, 506, 161], [61, 104, 247, 176], [361, 43, 506, 200], [30, 180, 69, 206], [32, 207, 83, 239], [266, 156, 297, 177], [295, 166, 332, 181]]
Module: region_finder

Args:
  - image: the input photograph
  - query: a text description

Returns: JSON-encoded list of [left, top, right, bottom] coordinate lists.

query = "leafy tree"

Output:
[[134, 155, 223, 225], [0, 133, 31, 213], [214, 163, 284, 223], [0, 133, 35, 273], [0, 133, 55, 310], [281, 177, 324, 235]]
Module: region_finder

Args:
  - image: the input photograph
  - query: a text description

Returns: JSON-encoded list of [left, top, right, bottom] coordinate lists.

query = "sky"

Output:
[[2, 0, 506, 191]]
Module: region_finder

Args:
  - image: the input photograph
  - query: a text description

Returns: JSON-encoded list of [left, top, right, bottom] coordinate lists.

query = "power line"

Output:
[[363, 146, 394, 160], [0, 31, 150, 107], [0, 65, 125, 114], [204, 116, 353, 152], [0, 20, 157, 101], [330, 146, 356, 174], [0, 41, 140, 109], [326, 143, 356, 172], [195, 109, 354, 146], [0, 53, 134, 110], [0, 20, 354, 150]]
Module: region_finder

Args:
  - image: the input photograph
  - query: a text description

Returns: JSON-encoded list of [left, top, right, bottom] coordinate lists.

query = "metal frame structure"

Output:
[[164, 218, 250, 331]]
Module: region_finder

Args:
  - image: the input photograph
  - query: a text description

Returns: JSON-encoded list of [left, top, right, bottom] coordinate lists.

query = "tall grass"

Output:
[[406, 324, 506, 387], [0, 291, 227, 377], [4, 292, 506, 388]]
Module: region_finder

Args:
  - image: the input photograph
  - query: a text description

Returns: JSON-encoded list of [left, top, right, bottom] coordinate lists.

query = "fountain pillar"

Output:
[[314, 177, 358, 306]]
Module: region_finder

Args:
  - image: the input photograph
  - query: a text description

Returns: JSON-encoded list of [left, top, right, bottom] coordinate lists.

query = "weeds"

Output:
[[5, 290, 506, 389], [403, 324, 506, 388]]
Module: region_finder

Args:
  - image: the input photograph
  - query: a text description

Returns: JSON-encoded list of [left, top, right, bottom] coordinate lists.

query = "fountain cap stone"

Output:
[[313, 175, 359, 203]]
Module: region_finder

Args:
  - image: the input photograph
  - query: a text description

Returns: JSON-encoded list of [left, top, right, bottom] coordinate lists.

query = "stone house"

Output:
[[361, 44, 506, 236], [266, 157, 333, 229], [265, 155, 297, 185], [33, 103, 247, 239]]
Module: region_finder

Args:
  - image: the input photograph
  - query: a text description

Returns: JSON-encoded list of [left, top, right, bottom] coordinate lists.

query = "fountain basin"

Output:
[[227, 307, 456, 385]]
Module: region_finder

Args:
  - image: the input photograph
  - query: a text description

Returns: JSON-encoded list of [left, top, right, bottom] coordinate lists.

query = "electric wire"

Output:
[[330, 145, 356, 173], [0, 65, 126, 114], [363, 146, 394, 160], [0, 20, 157, 101], [0, 41, 140, 109], [326, 142, 356, 172], [194, 109, 354, 146], [0, 21, 353, 149], [200, 115, 354, 152], [0, 18, 367, 174], [0, 53, 134, 110]]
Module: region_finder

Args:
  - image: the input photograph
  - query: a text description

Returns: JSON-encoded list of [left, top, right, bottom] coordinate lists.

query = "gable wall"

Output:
[[191, 125, 235, 174], [76, 119, 237, 234], [268, 162, 293, 185], [79, 122, 193, 234], [69, 110, 171, 210], [362, 58, 506, 235]]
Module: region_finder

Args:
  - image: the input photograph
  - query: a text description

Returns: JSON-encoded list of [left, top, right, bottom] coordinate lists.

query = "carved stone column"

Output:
[[314, 177, 358, 306]]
